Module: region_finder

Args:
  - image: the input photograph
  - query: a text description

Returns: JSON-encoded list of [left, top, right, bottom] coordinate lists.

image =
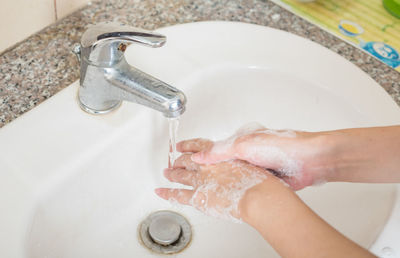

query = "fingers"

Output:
[[155, 187, 207, 210], [191, 142, 235, 164], [173, 154, 200, 170], [164, 168, 198, 186], [155, 188, 194, 205], [177, 138, 213, 153]]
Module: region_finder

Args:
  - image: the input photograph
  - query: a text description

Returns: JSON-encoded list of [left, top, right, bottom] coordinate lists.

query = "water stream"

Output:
[[168, 118, 180, 168]]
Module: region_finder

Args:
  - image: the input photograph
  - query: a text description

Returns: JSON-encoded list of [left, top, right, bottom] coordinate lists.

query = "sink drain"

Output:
[[139, 210, 192, 254]]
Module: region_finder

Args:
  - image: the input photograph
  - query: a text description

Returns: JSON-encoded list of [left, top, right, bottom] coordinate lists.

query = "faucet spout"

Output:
[[105, 60, 186, 118]]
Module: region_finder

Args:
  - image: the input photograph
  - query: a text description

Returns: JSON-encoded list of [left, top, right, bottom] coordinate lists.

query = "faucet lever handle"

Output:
[[96, 30, 166, 48], [81, 22, 166, 49]]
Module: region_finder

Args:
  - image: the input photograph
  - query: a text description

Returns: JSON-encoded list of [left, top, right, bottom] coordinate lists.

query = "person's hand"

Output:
[[177, 124, 336, 190], [154, 125, 384, 258], [155, 140, 280, 222], [155, 132, 378, 258]]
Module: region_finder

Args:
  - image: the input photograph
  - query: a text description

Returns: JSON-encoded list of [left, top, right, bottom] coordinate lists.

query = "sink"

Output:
[[1, 21, 400, 258]]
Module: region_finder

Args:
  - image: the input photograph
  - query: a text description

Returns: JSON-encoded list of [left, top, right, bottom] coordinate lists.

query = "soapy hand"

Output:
[[179, 123, 334, 190], [154, 124, 398, 258], [155, 141, 270, 222]]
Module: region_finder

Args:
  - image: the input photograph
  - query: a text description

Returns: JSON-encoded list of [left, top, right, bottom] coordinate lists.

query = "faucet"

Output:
[[72, 23, 186, 118]]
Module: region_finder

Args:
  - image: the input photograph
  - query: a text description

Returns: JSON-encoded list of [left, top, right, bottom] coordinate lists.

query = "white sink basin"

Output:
[[1, 21, 400, 258]]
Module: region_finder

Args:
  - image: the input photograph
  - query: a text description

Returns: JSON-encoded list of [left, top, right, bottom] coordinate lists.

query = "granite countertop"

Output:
[[0, 0, 399, 128]]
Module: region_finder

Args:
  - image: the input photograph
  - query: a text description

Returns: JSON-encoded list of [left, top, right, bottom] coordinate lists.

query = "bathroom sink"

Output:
[[1, 21, 400, 258]]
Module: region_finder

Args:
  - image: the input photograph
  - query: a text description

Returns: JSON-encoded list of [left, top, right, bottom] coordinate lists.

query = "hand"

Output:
[[155, 140, 275, 222], [182, 125, 400, 189], [178, 124, 336, 190], [155, 133, 376, 257]]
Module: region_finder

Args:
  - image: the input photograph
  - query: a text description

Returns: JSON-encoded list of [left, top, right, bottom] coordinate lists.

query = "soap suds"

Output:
[[241, 145, 301, 177], [235, 122, 297, 138], [260, 129, 297, 138], [209, 123, 266, 156], [168, 161, 267, 223], [191, 169, 266, 223], [209, 122, 302, 178], [166, 123, 302, 221]]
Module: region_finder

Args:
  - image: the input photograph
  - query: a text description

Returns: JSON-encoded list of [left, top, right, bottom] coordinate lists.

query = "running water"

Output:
[[168, 118, 180, 168]]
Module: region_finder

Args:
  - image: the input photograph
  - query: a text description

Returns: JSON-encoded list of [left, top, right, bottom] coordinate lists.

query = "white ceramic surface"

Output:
[[0, 21, 399, 258]]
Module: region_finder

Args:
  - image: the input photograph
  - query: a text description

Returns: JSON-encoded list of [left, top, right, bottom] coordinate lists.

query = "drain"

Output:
[[139, 210, 192, 254]]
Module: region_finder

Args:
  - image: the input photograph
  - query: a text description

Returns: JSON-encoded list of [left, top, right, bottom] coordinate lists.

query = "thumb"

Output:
[[191, 142, 235, 164]]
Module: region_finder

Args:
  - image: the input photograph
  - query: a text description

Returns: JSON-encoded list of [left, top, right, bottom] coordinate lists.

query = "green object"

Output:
[[383, 0, 400, 18]]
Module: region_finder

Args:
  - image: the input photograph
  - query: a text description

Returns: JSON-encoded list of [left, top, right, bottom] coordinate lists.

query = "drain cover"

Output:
[[148, 214, 181, 245], [139, 210, 191, 254]]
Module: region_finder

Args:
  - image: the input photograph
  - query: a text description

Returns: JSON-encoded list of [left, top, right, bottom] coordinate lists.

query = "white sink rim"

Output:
[[0, 21, 399, 258]]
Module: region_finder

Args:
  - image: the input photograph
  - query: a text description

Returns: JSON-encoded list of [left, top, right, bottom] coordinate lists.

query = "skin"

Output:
[[190, 126, 400, 190], [156, 125, 400, 257], [157, 155, 267, 220], [187, 130, 333, 190]]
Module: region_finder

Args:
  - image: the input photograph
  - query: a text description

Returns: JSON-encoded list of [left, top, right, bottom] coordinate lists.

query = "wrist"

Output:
[[293, 131, 342, 186], [321, 126, 400, 183], [319, 130, 351, 182], [238, 176, 295, 226]]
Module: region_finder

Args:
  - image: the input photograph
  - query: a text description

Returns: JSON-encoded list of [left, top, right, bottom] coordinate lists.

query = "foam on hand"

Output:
[[192, 162, 267, 223], [209, 122, 302, 178], [168, 161, 267, 223], [241, 145, 301, 177], [165, 123, 304, 222]]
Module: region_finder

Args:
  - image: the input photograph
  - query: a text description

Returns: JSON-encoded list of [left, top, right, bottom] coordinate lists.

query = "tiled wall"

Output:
[[0, 0, 90, 53]]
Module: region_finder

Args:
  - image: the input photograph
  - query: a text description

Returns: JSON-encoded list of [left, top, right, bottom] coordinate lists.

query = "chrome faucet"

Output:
[[72, 23, 186, 118]]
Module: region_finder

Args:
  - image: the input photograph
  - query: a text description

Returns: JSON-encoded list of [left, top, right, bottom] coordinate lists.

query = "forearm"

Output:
[[325, 126, 400, 183], [240, 179, 375, 258]]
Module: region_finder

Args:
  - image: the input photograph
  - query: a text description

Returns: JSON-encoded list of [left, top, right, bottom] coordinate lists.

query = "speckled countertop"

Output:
[[0, 0, 399, 128]]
